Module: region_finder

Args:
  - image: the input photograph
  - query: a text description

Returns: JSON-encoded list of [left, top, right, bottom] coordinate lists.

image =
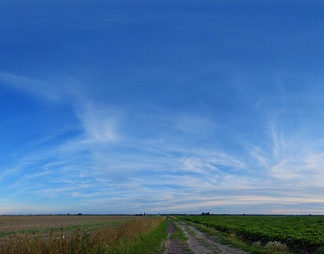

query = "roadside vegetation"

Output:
[[0, 216, 167, 254], [177, 215, 324, 254]]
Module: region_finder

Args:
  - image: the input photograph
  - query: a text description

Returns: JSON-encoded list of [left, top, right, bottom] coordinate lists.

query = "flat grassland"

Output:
[[0, 215, 133, 236], [0, 215, 167, 254]]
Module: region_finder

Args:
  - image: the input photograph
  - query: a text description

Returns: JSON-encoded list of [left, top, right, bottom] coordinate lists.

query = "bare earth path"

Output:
[[164, 220, 249, 254], [164, 220, 189, 254]]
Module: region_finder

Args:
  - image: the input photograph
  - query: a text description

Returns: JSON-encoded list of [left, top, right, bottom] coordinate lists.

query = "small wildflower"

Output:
[[264, 241, 289, 252], [252, 240, 262, 247]]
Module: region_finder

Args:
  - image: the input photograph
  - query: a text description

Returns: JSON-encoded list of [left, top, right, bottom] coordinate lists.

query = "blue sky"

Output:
[[1, 1, 324, 215]]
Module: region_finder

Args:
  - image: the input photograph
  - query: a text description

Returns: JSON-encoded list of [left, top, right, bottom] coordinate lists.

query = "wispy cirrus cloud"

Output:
[[0, 71, 65, 102], [0, 70, 122, 146], [1, 1, 324, 216], [76, 102, 123, 144], [1, 69, 324, 214]]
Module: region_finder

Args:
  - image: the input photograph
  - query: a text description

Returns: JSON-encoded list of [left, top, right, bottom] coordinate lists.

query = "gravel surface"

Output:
[[164, 220, 250, 254]]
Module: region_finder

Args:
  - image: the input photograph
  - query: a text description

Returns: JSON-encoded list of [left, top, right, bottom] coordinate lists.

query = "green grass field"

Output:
[[177, 215, 324, 254]]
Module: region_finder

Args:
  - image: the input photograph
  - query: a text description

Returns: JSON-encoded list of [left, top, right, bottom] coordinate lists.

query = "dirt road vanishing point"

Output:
[[164, 220, 249, 254]]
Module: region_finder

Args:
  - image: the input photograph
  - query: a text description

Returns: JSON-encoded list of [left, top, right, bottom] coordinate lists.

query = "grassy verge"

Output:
[[170, 218, 188, 242], [126, 217, 168, 254], [0, 217, 167, 254]]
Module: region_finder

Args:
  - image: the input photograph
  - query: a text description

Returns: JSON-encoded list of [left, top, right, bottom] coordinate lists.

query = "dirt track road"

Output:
[[164, 220, 249, 254]]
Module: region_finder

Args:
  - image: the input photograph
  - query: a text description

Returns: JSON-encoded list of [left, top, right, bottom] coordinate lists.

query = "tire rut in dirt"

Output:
[[164, 220, 189, 254], [176, 221, 249, 254], [167, 220, 177, 234]]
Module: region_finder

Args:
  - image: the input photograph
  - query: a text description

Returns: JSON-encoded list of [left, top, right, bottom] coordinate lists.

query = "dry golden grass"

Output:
[[0, 216, 166, 254], [0, 215, 133, 233]]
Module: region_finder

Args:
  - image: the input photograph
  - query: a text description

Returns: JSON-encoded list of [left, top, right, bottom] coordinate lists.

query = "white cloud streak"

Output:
[[0, 71, 64, 102], [1, 71, 324, 214]]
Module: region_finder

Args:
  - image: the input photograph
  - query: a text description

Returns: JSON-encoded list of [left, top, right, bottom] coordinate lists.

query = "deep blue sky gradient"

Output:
[[1, 1, 324, 214]]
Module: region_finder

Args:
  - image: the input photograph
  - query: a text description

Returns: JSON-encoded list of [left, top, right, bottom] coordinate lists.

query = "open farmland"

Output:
[[0, 215, 134, 236], [3, 215, 324, 254], [177, 215, 324, 253], [0, 215, 167, 253]]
